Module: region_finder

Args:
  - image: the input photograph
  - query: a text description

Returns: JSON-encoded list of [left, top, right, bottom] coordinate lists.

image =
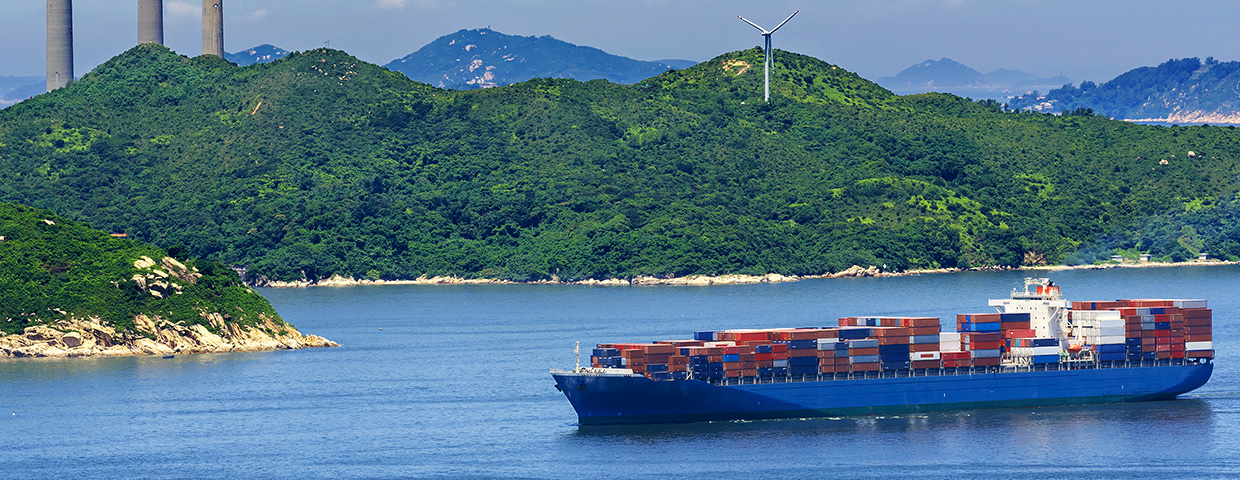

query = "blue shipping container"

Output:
[[1031, 355, 1059, 364]]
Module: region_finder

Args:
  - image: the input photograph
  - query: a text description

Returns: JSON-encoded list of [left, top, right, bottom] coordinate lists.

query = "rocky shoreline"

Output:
[[0, 313, 338, 358], [253, 259, 1237, 289]]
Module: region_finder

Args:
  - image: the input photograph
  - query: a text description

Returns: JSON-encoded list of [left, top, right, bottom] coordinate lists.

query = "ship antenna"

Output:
[[574, 341, 581, 371]]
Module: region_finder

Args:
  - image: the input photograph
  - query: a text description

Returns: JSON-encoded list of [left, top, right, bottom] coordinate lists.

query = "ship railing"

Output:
[[704, 356, 1208, 386]]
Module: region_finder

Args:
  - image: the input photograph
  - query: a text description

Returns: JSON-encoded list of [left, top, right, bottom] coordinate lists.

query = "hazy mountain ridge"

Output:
[[225, 44, 291, 67], [383, 28, 695, 89], [1008, 57, 1240, 123], [877, 58, 1069, 101]]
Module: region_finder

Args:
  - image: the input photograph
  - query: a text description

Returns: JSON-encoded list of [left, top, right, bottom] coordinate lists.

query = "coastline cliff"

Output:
[[0, 202, 337, 358]]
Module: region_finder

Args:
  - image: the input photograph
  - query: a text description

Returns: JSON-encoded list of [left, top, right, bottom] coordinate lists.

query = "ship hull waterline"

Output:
[[552, 362, 1213, 425]]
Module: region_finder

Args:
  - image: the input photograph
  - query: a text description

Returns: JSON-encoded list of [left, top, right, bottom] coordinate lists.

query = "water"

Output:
[[2, 266, 1238, 478]]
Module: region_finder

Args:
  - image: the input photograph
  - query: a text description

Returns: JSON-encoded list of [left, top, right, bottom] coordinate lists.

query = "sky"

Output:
[[4, 0, 1240, 85]]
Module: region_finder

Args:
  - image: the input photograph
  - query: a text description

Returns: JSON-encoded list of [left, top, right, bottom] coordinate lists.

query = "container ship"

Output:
[[551, 278, 1215, 425]]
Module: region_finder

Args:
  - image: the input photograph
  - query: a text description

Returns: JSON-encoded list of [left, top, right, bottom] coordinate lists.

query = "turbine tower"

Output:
[[139, 0, 164, 45], [203, 0, 223, 57], [47, 0, 74, 92], [738, 10, 798, 102]]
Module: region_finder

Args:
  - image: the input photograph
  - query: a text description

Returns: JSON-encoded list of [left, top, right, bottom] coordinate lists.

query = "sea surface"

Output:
[[2, 266, 1238, 479]]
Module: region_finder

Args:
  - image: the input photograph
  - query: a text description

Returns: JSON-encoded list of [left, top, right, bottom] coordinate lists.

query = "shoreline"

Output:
[[253, 259, 1238, 288]]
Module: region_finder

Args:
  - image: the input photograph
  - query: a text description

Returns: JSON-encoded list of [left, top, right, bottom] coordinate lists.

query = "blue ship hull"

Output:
[[552, 362, 1213, 425]]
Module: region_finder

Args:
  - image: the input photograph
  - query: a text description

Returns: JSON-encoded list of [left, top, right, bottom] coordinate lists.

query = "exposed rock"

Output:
[[0, 314, 338, 359]]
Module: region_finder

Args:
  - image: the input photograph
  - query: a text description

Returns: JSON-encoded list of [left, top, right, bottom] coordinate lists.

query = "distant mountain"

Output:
[[877, 58, 1069, 101], [0, 76, 43, 108], [384, 28, 687, 89], [225, 44, 290, 67], [1007, 57, 1240, 124], [656, 59, 700, 70]]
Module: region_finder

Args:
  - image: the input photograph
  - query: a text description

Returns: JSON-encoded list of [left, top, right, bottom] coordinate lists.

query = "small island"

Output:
[[0, 202, 336, 358]]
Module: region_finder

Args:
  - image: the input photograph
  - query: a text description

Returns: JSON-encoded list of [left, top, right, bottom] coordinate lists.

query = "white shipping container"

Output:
[[817, 340, 840, 351], [910, 351, 941, 360], [1072, 310, 1122, 321], [704, 341, 737, 347], [1174, 300, 1208, 309], [1032, 346, 1060, 356], [1185, 341, 1214, 351]]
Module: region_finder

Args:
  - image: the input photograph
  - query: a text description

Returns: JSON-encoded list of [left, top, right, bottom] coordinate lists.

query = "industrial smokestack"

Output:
[[47, 0, 74, 92], [139, 0, 164, 45], [202, 0, 223, 57]]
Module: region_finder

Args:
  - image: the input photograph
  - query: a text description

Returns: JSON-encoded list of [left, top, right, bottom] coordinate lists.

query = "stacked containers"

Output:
[[1070, 310, 1126, 361], [1070, 299, 1214, 361], [961, 331, 1002, 367], [873, 327, 911, 370]]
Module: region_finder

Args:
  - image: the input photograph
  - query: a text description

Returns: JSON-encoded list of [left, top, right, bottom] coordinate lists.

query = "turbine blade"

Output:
[[769, 10, 799, 33], [738, 16, 768, 33]]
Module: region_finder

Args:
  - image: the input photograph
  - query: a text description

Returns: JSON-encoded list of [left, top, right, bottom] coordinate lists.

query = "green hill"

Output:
[[1, 44, 1239, 283], [0, 201, 282, 335]]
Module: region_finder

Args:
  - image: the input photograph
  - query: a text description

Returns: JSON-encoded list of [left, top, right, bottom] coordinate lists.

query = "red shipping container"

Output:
[[1004, 329, 1037, 339], [707, 355, 723, 363], [1156, 351, 1172, 359], [646, 353, 671, 363], [1170, 344, 1185, 352], [942, 359, 968, 368], [1155, 344, 1171, 352], [972, 357, 1001, 367], [757, 359, 774, 369], [909, 326, 941, 335], [773, 352, 788, 360], [1000, 321, 1032, 330], [818, 350, 836, 359], [834, 357, 851, 366], [1186, 334, 1212, 342], [669, 363, 687, 372], [724, 370, 740, 377], [971, 341, 1003, 350], [878, 336, 911, 345], [1186, 317, 1212, 327], [1154, 330, 1170, 338], [902, 317, 941, 327], [819, 365, 837, 374], [1185, 325, 1212, 335], [723, 362, 742, 370], [1183, 308, 1212, 319], [740, 353, 757, 362], [942, 351, 972, 360], [872, 327, 911, 337], [755, 352, 772, 361], [911, 360, 941, 369], [910, 343, 940, 352], [723, 346, 740, 355], [851, 362, 880, 372], [790, 349, 818, 358], [772, 344, 788, 353], [741, 369, 758, 377], [851, 347, 880, 356], [1186, 350, 1214, 358]]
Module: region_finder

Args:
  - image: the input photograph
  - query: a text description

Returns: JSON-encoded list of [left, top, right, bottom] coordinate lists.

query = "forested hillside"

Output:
[[0, 202, 281, 335], [0, 44, 1238, 283]]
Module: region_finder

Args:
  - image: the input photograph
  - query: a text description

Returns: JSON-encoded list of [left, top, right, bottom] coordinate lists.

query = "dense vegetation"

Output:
[[0, 202, 282, 335], [0, 44, 1238, 283], [1009, 57, 1240, 120]]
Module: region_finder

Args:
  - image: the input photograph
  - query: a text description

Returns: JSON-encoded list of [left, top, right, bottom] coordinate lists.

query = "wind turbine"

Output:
[[738, 10, 798, 102]]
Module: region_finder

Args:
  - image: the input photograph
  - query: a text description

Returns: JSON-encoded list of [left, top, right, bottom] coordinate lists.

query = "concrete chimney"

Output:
[[46, 0, 74, 92], [202, 0, 223, 57], [139, 0, 164, 45]]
